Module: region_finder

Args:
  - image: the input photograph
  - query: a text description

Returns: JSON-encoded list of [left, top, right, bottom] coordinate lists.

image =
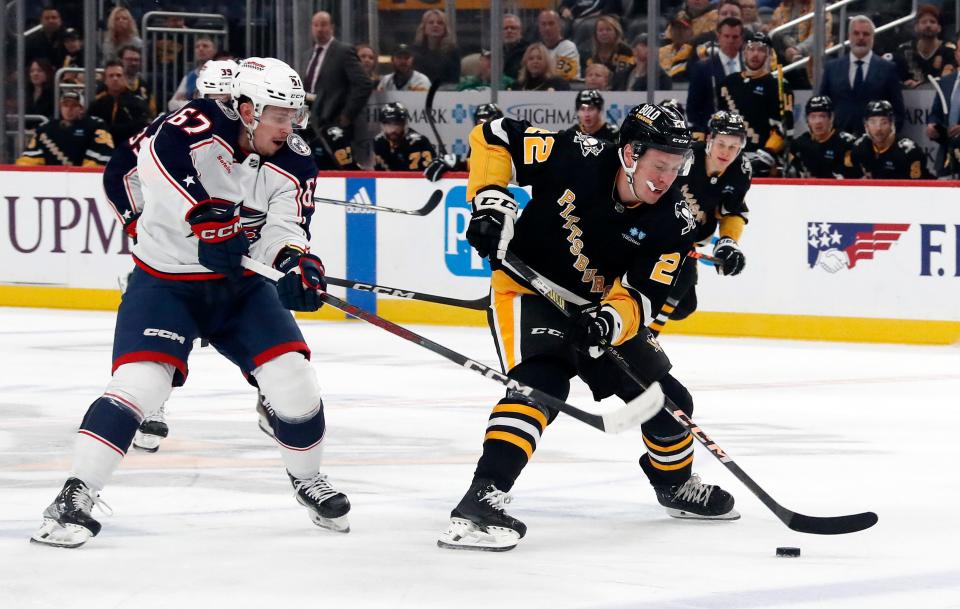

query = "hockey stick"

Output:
[[325, 276, 489, 310], [688, 251, 721, 265], [240, 256, 663, 434], [424, 79, 448, 156], [503, 251, 878, 535], [313, 189, 443, 217]]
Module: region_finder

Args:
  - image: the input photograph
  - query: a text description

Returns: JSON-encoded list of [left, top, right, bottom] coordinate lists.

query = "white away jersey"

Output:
[[135, 98, 318, 278]]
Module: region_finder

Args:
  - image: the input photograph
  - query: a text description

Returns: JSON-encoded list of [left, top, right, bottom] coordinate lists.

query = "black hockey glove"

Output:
[[275, 249, 327, 312], [713, 237, 746, 276], [186, 199, 249, 281], [466, 187, 518, 265], [568, 306, 619, 359], [423, 154, 457, 182]]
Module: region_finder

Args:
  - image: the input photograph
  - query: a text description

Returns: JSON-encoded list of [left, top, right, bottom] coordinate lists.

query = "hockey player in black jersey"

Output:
[[788, 95, 861, 179], [372, 102, 436, 171], [437, 103, 739, 552], [649, 111, 750, 336], [718, 32, 793, 176], [569, 89, 620, 143], [424, 103, 504, 182], [16, 90, 114, 167], [852, 100, 933, 180]]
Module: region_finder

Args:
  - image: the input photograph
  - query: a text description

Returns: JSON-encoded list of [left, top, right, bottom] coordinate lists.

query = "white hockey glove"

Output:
[[466, 187, 518, 264]]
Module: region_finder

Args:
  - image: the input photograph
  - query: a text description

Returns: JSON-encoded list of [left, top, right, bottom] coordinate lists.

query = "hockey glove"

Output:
[[746, 149, 777, 177], [423, 154, 457, 182], [568, 306, 620, 359], [186, 199, 249, 281], [276, 249, 327, 312], [466, 187, 518, 265], [713, 237, 746, 276]]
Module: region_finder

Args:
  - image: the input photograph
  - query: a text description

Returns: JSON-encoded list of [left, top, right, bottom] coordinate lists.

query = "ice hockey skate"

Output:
[[438, 478, 527, 552], [652, 473, 740, 520], [30, 478, 110, 548], [132, 405, 168, 452], [256, 393, 276, 438], [289, 472, 350, 533]]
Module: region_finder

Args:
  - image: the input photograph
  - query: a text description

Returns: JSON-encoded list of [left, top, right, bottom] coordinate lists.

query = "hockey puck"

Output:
[[776, 547, 801, 557]]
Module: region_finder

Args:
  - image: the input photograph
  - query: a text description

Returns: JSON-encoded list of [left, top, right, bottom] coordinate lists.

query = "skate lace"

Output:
[[480, 488, 514, 512], [293, 474, 339, 504], [672, 474, 713, 507], [71, 485, 113, 517]]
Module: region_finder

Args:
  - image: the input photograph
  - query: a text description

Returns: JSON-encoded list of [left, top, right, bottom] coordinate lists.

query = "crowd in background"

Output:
[[3, 1, 959, 178]]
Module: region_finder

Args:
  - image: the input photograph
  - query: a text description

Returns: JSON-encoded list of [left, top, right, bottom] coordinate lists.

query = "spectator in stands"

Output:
[[101, 6, 143, 62], [356, 44, 381, 87], [819, 16, 904, 135], [584, 63, 612, 90], [766, 0, 830, 64], [659, 12, 696, 83], [88, 61, 150, 145], [538, 10, 581, 81], [25, 7, 65, 67], [510, 42, 572, 91], [894, 5, 957, 89], [739, 0, 763, 33], [26, 59, 55, 119], [167, 36, 219, 111], [559, 0, 625, 22], [666, 0, 719, 42], [503, 13, 530, 81], [411, 9, 461, 87], [687, 17, 744, 134], [926, 33, 960, 176], [378, 44, 431, 91], [301, 10, 374, 170], [62, 28, 84, 71], [582, 15, 635, 75], [154, 16, 186, 68], [614, 34, 672, 91], [16, 90, 114, 167], [118, 46, 157, 118], [459, 49, 515, 91], [694, 0, 742, 53]]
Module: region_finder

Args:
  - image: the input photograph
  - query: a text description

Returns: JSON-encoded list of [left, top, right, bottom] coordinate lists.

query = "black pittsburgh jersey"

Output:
[[567, 122, 620, 144], [373, 129, 436, 171], [674, 142, 751, 243], [467, 118, 698, 332], [719, 72, 794, 154], [894, 40, 957, 82], [851, 136, 932, 180], [789, 130, 861, 179], [16, 116, 115, 167]]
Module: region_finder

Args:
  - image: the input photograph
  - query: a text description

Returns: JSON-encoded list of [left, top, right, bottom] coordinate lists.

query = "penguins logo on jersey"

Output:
[[674, 200, 697, 235], [679, 184, 706, 224], [573, 131, 604, 157], [287, 133, 311, 156]]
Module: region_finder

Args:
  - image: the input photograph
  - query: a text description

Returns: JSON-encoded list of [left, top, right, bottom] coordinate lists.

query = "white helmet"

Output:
[[231, 57, 308, 129], [196, 59, 238, 97]]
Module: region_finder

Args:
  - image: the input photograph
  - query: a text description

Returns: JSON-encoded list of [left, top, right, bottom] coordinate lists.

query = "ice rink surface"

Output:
[[1, 307, 958, 609]]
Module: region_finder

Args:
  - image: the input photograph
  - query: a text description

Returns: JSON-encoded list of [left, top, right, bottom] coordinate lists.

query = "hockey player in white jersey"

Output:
[[33, 57, 350, 548]]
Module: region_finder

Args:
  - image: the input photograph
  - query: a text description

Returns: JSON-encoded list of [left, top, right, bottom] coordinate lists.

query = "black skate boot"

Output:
[[256, 392, 276, 438], [652, 473, 740, 520], [132, 406, 169, 452], [30, 478, 110, 548], [437, 478, 527, 552], [288, 472, 351, 533]]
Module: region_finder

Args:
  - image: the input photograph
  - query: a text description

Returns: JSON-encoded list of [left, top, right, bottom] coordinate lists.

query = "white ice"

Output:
[[1, 307, 958, 609]]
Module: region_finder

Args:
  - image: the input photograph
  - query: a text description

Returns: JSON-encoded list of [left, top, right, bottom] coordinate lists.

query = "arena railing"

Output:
[[52, 68, 106, 120]]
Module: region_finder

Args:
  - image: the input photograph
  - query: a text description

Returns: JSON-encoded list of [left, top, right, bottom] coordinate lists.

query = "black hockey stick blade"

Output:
[[239, 256, 662, 434], [785, 511, 879, 535], [314, 189, 443, 216], [325, 276, 489, 310]]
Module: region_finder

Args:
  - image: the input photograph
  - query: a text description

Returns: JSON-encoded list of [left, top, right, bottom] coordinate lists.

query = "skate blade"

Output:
[[30, 519, 93, 549], [436, 518, 519, 552], [309, 513, 350, 533], [132, 432, 162, 452], [666, 507, 741, 521]]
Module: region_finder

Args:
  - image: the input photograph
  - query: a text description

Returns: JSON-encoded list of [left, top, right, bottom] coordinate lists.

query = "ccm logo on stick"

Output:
[[143, 328, 186, 344]]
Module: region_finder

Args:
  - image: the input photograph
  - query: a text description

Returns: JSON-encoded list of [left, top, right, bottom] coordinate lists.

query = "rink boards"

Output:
[[0, 166, 957, 345]]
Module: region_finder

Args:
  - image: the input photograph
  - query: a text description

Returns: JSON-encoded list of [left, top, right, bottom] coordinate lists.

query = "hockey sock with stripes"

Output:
[[273, 404, 327, 480], [72, 396, 142, 491]]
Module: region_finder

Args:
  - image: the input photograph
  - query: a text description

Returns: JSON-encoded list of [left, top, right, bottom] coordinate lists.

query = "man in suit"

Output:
[[926, 33, 960, 177], [818, 15, 905, 136], [303, 11, 374, 170], [686, 17, 744, 136]]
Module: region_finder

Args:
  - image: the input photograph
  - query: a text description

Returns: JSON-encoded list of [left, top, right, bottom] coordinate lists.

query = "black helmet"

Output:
[[805, 95, 833, 115], [708, 110, 747, 138], [619, 103, 693, 156], [744, 31, 772, 49], [864, 99, 894, 120], [474, 103, 503, 125], [575, 89, 605, 110], [380, 102, 410, 124]]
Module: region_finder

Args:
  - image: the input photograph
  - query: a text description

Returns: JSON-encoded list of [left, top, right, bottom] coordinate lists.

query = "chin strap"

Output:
[[618, 146, 645, 201]]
